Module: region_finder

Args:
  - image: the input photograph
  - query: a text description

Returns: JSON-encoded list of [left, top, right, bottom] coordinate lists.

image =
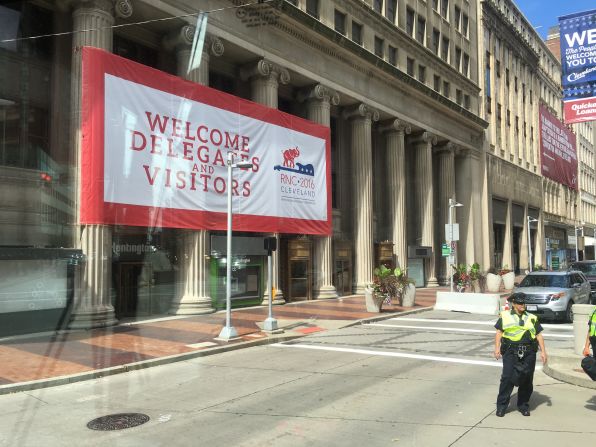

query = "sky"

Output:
[[513, 0, 596, 39]]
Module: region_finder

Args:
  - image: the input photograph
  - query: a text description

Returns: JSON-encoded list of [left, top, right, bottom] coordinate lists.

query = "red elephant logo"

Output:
[[282, 147, 300, 168]]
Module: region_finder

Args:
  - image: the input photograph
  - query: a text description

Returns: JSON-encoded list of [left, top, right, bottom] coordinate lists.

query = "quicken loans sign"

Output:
[[80, 47, 331, 235]]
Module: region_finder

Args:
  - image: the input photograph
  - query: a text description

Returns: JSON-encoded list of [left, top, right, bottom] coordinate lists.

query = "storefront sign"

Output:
[[559, 9, 596, 123], [539, 104, 578, 190], [80, 47, 331, 235]]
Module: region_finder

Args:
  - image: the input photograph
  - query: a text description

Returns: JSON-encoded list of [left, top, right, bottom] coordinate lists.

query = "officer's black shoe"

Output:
[[519, 409, 530, 416], [495, 409, 505, 417]]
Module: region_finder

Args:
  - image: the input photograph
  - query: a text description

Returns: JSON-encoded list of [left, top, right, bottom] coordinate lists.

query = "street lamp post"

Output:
[[218, 152, 254, 341], [527, 216, 538, 272], [575, 223, 585, 263], [448, 198, 463, 293]]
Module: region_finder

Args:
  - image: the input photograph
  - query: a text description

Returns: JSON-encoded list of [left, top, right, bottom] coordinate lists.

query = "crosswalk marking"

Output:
[[369, 323, 574, 338], [390, 317, 573, 330], [274, 342, 532, 368]]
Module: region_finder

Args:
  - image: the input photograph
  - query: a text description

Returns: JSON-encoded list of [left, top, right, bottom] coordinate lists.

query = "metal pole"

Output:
[[263, 251, 279, 331], [449, 200, 453, 293], [576, 227, 579, 263], [528, 217, 533, 272], [218, 152, 238, 340]]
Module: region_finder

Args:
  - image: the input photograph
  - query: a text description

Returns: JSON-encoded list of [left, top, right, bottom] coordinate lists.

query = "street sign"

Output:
[[445, 224, 459, 242], [441, 243, 451, 257]]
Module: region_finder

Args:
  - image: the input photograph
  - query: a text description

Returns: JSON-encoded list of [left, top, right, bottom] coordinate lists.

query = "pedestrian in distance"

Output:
[[493, 292, 547, 417]]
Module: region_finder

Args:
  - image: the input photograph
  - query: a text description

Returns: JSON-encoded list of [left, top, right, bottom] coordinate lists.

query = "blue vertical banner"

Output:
[[559, 9, 596, 124]]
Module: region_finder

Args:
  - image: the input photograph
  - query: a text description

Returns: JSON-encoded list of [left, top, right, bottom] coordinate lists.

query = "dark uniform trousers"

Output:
[[497, 347, 536, 411]]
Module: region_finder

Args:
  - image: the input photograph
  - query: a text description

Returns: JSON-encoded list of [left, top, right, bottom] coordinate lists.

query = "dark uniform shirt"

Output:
[[495, 310, 543, 344]]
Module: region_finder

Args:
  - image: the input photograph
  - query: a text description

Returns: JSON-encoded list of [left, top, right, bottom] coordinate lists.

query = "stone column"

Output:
[[69, 0, 132, 329], [344, 104, 379, 294], [520, 205, 530, 271], [380, 119, 411, 270], [164, 27, 224, 315], [301, 84, 340, 299], [435, 143, 456, 285], [241, 59, 289, 303], [412, 132, 438, 287], [535, 208, 545, 267], [503, 199, 514, 269]]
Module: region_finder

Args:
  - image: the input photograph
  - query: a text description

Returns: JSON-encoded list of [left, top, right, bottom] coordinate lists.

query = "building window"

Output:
[[505, 68, 510, 86], [441, 0, 449, 19], [464, 94, 471, 109], [352, 21, 363, 45], [406, 8, 415, 37], [441, 37, 449, 61], [497, 103, 502, 121], [417, 17, 426, 45], [432, 0, 439, 12], [455, 47, 462, 71], [374, 36, 384, 58], [530, 89, 533, 104], [388, 45, 397, 65], [373, 0, 382, 13], [456, 89, 463, 105], [334, 10, 346, 34], [306, 0, 319, 19], [496, 60, 501, 77], [407, 57, 415, 76], [443, 81, 450, 97], [522, 83, 526, 104], [454, 5, 461, 30], [418, 65, 426, 83], [515, 116, 519, 132], [434, 74, 441, 91], [462, 14, 469, 37], [432, 28, 440, 55], [385, 0, 397, 23], [514, 76, 518, 92], [507, 109, 511, 126], [463, 53, 470, 77]]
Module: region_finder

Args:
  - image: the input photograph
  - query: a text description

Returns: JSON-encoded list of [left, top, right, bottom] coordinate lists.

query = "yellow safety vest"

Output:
[[589, 309, 596, 337], [500, 311, 537, 342]]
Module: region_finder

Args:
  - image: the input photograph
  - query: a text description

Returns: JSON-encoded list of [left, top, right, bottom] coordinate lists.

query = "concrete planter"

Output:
[[486, 273, 502, 292], [501, 271, 515, 290], [364, 287, 385, 312], [435, 291, 501, 315], [400, 284, 416, 307]]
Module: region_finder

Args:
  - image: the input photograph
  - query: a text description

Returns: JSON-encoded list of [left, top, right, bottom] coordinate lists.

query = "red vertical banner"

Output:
[[539, 104, 578, 190]]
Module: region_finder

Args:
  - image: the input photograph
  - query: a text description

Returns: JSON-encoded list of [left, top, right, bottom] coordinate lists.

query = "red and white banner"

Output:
[[564, 97, 596, 124], [539, 104, 578, 191], [80, 47, 331, 235]]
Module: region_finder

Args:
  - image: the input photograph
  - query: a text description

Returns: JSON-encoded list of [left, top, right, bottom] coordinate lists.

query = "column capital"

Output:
[[70, 0, 132, 17], [240, 59, 290, 85], [297, 84, 340, 105], [163, 27, 224, 57], [379, 119, 412, 135], [434, 141, 456, 156], [343, 103, 380, 122], [410, 131, 438, 146]]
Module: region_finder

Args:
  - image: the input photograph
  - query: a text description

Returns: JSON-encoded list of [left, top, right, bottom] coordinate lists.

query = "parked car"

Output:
[[569, 261, 596, 304], [512, 271, 591, 322]]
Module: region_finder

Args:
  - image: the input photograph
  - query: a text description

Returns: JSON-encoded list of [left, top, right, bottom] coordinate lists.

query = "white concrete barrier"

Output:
[[573, 304, 594, 355], [435, 292, 501, 316]]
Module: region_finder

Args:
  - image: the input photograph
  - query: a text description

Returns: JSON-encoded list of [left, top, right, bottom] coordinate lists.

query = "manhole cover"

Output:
[[87, 413, 150, 431]]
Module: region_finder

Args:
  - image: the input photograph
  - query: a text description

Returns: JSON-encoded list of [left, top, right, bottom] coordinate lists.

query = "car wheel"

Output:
[[565, 302, 574, 323]]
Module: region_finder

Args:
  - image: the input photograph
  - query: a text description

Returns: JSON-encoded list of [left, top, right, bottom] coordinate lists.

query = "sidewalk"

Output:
[[0, 288, 441, 394]]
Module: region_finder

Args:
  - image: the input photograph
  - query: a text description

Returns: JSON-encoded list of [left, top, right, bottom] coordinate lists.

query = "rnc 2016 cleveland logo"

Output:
[[274, 146, 316, 202]]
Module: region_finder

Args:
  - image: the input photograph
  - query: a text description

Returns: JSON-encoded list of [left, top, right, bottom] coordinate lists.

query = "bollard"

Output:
[[573, 304, 594, 355]]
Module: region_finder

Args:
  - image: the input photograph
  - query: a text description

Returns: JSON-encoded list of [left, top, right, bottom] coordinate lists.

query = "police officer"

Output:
[[582, 306, 596, 357], [494, 292, 547, 417]]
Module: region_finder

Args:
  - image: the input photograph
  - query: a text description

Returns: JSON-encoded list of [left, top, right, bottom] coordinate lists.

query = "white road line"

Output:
[[390, 317, 573, 330], [274, 342, 516, 368], [369, 323, 574, 338]]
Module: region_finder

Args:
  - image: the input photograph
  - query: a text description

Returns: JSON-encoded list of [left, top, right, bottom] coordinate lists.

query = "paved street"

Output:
[[1, 310, 593, 447]]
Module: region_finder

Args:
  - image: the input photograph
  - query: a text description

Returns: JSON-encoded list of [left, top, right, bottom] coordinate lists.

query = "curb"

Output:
[[542, 356, 596, 390], [0, 306, 433, 395]]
